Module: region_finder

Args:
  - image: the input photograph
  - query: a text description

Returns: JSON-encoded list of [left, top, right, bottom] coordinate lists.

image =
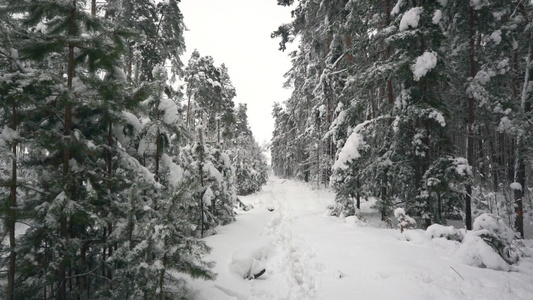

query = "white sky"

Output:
[[179, 0, 294, 145]]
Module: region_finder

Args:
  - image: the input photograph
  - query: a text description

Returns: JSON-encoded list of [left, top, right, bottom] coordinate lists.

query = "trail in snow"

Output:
[[186, 177, 533, 300]]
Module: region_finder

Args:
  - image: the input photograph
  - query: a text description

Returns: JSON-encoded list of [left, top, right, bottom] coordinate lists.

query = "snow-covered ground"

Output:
[[186, 177, 533, 300]]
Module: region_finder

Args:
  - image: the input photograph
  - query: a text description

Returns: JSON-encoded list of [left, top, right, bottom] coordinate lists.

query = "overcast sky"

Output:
[[179, 0, 294, 145]]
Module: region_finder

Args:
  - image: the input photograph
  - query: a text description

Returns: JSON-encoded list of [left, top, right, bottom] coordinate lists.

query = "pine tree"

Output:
[[0, 0, 219, 298]]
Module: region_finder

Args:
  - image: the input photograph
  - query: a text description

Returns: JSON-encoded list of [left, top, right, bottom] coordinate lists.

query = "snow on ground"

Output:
[[186, 177, 533, 300]]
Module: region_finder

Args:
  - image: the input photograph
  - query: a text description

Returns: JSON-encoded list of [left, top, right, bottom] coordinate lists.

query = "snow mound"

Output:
[[229, 245, 273, 279], [454, 234, 511, 271], [426, 224, 465, 241], [344, 215, 366, 227], [455, 214, 519, 271]]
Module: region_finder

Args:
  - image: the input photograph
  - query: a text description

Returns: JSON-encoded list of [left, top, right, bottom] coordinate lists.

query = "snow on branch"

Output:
[[332, 116, 390, 171], [412, 51, 437, 81], [399, 7, 422, 31]]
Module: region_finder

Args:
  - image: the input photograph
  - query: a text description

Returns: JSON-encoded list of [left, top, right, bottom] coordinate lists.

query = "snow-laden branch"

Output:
[[332, 115, 392, 171], [312, 51, 348, 95]]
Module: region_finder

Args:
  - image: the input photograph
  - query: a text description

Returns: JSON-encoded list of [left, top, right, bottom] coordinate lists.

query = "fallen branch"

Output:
[[450, 266, 464, 280]]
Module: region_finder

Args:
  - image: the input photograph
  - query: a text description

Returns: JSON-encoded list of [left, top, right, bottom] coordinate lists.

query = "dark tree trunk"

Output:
[[356, 176, 360, 210], [465, 7, 477, 231], [7, 97, 18, 300], [514, 158, 525, 238]]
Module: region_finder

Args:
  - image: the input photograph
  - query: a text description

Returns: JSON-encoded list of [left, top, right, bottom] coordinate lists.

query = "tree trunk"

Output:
[[59, 3, 78, 298], [513, 4, 530, 238], [186, 93, 193, 128], [198, 127, 205, 238], [356, 176, 360, 210], [385, 0, 394, 104], [514, 156, 525, 238], [155, 128, 161, 183], [465, 7, 477, 231], [7, 98, 18, 300], [157, 254, 167, 300], [107, 122, 114, 280], [381, 170, 388, 221]]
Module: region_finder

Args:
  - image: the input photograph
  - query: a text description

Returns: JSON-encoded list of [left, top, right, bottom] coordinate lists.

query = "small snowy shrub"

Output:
[[455, 234, 512, 271], [472, 213, 519, 265], [394, 208, 416, 232], [455, 213, 521, 271]]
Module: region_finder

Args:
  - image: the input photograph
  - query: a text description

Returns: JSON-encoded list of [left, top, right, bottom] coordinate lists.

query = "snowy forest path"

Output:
[[187, 176, 533, 300]]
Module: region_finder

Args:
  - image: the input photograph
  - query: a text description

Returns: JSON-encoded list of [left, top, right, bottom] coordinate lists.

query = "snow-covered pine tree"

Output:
[[3, 0, 138, 297], [1, 0, 218, 298], [272, 0, 354, 187], [183, 51, 242, 228], [232, 104, 268, 195], [0, 20, 56, 297]]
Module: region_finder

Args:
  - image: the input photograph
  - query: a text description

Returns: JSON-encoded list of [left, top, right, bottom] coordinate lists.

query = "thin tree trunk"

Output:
[[356, 176, 360, 210], [345, 36, 352, 64], [155, 128, 161, 183], [7, 98, 18, 300], [513, 4, 531, 238], [514, 57, 530, 238], [385, 0, 394, 104], [107, 121, 114, 280], [381, 170, 388, 221], [186, 92, 195, 128], [465, 7, 477, 231], [59, 2, 77, 298], [158, 254, 167, 300], [198, 127, 205, 238], [514, 153, 525, 238]]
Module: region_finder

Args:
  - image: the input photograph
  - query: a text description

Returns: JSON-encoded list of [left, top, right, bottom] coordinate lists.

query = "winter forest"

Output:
[[0, 0, 269, 298], [0, 0, 532, 299], [272, 1, 532, 244]]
